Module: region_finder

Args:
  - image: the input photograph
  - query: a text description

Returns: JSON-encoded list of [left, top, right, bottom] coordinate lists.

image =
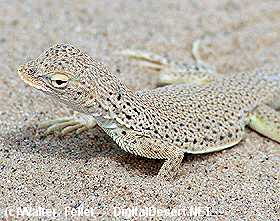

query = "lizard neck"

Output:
[[94, 84, 140, 122], [82, 63, 142, 126]]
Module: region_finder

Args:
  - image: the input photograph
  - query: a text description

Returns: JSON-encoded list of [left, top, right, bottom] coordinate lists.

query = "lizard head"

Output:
[[17, 44, 101, 112]]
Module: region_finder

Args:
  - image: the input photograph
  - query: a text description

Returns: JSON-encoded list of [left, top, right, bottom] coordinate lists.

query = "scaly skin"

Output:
[[17, 44, 280, 179]]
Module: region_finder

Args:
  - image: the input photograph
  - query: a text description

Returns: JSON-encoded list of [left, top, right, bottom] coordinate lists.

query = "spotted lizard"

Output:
[[17, 43, 280, 179]]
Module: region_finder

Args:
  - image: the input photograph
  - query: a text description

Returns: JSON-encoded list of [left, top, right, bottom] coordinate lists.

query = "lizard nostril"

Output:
[[17, 65, 24, 73], [17, 64, 37, 78], [17, 65, 27, 78]]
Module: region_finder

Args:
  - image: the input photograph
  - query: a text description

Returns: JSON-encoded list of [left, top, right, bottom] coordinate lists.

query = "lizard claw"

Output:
[[39, 114, 97, 136]]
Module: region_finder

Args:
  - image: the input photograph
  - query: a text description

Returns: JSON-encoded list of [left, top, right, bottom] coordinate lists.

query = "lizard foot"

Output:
[[248, 104, 280, 143], [191, 39, 217, 74], [38, 113, 97, 136]]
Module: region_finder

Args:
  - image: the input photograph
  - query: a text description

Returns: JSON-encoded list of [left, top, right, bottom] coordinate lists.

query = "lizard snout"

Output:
[[17, 63, 49, 92]]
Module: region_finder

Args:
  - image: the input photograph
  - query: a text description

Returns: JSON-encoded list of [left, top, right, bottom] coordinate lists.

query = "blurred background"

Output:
[[0, 0, 279, 220]]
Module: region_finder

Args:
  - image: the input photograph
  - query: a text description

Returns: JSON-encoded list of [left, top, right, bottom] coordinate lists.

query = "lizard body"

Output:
[[18, 44, 280, 179]]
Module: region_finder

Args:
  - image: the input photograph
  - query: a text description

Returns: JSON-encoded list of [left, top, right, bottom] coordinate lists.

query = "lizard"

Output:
[[17, 43, 280, 179]]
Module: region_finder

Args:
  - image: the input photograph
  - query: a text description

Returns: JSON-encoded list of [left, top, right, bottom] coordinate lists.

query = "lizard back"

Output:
[[112, 68, 280, 153]]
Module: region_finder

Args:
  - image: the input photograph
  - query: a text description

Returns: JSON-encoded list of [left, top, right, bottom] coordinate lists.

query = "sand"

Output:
[[0, 0, 279, 220]]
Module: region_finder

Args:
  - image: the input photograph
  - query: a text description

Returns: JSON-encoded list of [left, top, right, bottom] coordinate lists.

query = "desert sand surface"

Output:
[[0, 0, 279, 220]]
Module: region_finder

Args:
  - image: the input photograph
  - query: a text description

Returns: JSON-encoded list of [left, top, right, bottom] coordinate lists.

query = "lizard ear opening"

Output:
[[50, 73, 69, 88]]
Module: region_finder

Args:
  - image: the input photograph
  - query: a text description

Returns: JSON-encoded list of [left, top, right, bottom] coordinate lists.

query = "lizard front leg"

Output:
[[39, 112, 97, 136], [107, 128, 184, 180], [248, 104, 280, 143], [120, 39, 217, 86]]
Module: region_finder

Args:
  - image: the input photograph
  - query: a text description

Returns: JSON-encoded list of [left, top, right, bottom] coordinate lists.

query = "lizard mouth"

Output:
[[17, 65, 50, 92]]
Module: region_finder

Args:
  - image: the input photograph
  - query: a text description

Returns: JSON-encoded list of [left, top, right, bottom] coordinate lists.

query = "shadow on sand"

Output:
[[1, 124, 228, 177]]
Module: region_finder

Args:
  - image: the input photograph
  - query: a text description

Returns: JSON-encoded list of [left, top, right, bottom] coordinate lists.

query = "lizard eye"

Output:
[[50, 73, 69, 88]]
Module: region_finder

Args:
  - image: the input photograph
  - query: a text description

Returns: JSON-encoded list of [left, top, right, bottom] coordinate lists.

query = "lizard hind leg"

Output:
[[119, 49, 171, 70], [157, 151, 184, 180], [248, 104, 280, 143], [120, 39, 217, 86], [159, 39, 217, 85], [39, 112, 97, 136]]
